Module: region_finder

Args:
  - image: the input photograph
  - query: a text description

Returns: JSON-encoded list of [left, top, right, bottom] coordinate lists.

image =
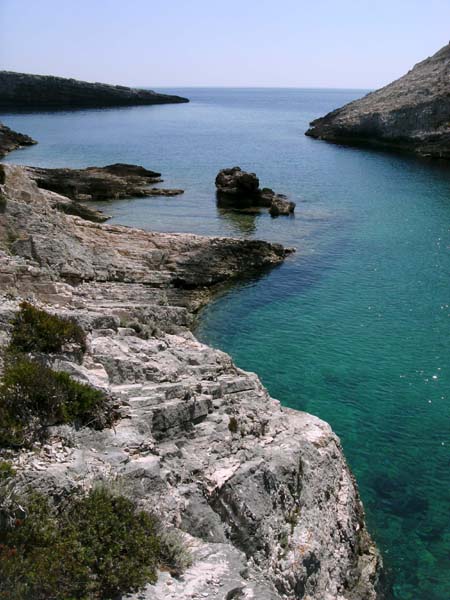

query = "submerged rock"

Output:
[[25, 163, 184, 202], [306, 42, 450, 158], [0, 122, 36, 158], [215, 166, 296, 217], [0, 70, 189, 109]]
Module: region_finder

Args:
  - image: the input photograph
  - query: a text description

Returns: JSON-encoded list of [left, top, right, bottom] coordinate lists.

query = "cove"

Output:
[[2, 88, 449, 599]]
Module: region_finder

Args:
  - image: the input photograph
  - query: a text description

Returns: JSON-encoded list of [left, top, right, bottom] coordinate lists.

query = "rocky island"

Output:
[[0, 71, 189, 109], [0, 158, 382, 598], [306, 42, 450, 158]]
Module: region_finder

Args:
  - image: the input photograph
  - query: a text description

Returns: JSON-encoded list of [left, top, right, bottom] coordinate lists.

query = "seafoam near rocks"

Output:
[[0, 165, 382, 599]]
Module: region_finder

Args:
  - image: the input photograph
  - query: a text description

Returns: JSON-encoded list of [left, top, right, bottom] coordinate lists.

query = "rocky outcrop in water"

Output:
[[306, 42, 450, 158], [0, 71, 189, 109], [25, 163, 184, 202], [0, 165, 382, 599], [0, 122, 36, 158], [215, 167, 296, 217]]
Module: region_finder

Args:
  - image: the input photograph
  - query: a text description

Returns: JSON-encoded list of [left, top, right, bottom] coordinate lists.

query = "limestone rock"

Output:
[[306, 42, 450, 158], [0, 71, 189, 109]]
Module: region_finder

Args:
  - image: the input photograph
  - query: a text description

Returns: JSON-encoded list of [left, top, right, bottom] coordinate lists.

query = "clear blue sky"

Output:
[[1, 0, 449, 89]]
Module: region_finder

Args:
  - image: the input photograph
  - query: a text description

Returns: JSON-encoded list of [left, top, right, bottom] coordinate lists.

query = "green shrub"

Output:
[[9, 302, 86, 355], [0, 487, 164, 600], [228, 415, 238, 434], [0, 191, 6, 214], [158, 529, 192, 575], [0, 461, 15, 480], [0, 354, 113, 447]]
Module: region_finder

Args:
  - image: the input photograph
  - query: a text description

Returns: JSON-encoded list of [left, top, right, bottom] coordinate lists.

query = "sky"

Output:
[[1, 0, 449, 89]]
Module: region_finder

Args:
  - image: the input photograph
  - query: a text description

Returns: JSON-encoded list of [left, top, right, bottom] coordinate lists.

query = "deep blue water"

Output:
[[2, 88, 450, 599]]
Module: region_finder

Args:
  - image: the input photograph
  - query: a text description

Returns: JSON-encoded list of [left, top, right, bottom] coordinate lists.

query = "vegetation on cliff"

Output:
[[0, 303, 112, 447], [9, 302, 86, 355], [0, 485, 190, 600], [0, 301, 191, 598]]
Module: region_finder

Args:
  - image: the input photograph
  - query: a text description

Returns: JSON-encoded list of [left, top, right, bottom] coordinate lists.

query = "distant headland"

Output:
[[306, 42, 450, 159], [0, 70, 189, 109]]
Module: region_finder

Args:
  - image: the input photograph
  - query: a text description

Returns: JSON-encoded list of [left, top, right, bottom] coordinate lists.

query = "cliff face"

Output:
[[0, 71, 189, 109], [0, 122, 36, 157], [0, 165, 382, 599], [306, 43, 450, 158]]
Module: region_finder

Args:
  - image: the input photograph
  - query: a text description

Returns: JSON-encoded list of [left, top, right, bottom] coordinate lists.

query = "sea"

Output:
[[1, 88, 449, 599]]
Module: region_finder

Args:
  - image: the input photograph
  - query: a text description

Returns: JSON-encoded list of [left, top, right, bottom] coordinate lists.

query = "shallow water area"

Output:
[[2, 87, 450, 599]]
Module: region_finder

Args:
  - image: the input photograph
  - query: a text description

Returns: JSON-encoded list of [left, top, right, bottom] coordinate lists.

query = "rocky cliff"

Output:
[[306, 42, 450, 158], [0, 165, 382, 599], [0, 71, 189, 109]]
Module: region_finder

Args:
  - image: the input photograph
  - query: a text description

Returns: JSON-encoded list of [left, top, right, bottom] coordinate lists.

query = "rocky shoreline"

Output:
[[0, 122, 36, 158], [306, 42, 450, 159], [0, 160, 382, 598], [25, 163, 185, 202], [0, 71, 189, 109]]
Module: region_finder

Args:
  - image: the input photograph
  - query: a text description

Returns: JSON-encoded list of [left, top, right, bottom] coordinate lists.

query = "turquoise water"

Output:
[[2, 89, 450, 599]]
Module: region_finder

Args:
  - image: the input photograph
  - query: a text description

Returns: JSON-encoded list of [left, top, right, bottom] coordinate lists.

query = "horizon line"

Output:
[[149, 85, 373, 91]]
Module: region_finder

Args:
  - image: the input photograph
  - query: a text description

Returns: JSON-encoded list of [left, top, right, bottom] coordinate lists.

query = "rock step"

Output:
[[126, 395, 214, 438], [111, 381, 193, 400]]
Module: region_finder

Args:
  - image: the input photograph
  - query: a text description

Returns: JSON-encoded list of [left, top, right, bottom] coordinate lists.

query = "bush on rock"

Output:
[[0, 354, 113, 447], [0, 487, 165, 600], [9, 302, 87, 355]]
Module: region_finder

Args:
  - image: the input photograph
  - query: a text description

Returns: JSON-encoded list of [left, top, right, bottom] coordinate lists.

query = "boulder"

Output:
[[215, 166, 260, 198], [215, 167, 296, 217], [269, 194, 296, 216]]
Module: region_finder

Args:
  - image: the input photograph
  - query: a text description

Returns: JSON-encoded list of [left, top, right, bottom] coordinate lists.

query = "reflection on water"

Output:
[[216, 206, 259, 235]]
